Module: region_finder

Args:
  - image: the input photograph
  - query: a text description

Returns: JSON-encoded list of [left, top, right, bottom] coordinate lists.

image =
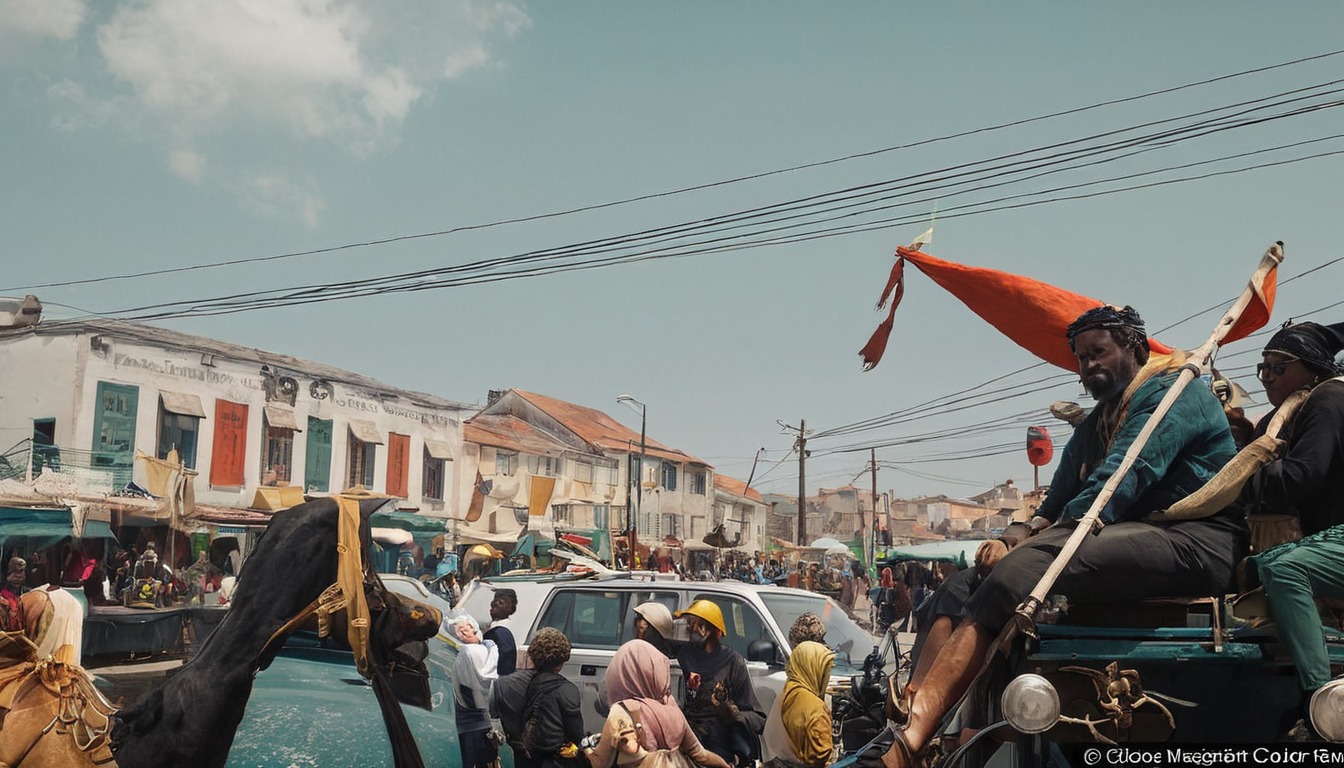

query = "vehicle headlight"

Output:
[[1310, 679, 1344, 742], [1000, 673, 1060, 734]]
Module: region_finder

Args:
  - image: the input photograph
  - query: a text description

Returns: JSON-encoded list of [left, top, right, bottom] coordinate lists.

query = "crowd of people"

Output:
[[445, 590, 841, 768], [0, 538, 242, 619]]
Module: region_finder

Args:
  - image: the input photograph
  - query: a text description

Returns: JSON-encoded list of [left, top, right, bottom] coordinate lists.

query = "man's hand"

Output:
[[975, 540, 1008, 575], [716, 699, 741, 723]]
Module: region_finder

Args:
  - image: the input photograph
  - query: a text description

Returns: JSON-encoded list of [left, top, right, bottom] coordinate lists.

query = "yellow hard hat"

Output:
[[676, 599, 726, 636]]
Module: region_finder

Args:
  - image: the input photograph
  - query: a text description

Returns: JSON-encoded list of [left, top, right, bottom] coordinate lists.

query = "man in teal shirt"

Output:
[[876, 305, 1243, 768]]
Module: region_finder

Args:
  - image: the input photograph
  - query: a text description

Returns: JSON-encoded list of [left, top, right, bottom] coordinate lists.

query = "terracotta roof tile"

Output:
[[713, 473, 763, 503], [463, 414, 573, 456], [511, 389, 709, 466]]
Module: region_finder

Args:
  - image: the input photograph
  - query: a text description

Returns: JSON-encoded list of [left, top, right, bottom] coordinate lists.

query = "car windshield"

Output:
[[759, 592, 874, 671], [382, 575, 455, 618]]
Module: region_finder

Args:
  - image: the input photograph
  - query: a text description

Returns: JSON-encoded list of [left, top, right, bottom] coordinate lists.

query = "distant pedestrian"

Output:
[[484, 588, 519, 675]]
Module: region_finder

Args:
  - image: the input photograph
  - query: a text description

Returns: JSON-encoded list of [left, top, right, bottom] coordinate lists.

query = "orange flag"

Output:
[[860, 246, 1184, 372], [1223, 251, 1279, 345]]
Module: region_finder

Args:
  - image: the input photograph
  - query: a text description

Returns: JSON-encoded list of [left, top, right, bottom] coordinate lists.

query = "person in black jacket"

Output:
[[520, 628, 586, 768], [1239, 320, 1344, 738], [675, 600, 765, 767], [484, 588, 519, 675], [491, 664, 537, 767]]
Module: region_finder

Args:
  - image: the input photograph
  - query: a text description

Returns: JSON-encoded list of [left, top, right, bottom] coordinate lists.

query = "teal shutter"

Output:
[[92, 382, 138, 487], [304, 416, 333, 492]]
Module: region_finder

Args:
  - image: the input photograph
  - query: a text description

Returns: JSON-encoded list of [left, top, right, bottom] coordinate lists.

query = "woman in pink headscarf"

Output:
[[588, 639, 730, 768]]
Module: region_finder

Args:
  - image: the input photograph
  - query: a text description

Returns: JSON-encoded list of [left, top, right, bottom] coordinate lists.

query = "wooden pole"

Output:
[[797, 420, 807, 546]]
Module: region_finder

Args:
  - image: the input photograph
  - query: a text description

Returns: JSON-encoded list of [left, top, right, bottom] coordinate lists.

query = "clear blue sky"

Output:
[[4, 2, 1343, 500]]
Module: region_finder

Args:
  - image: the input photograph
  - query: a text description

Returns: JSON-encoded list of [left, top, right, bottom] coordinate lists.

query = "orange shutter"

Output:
[[387, 433, 410, 497], [210, 400, 249, 486]]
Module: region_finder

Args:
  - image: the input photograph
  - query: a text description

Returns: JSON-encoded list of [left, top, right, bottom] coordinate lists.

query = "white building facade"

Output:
[[0, 319, 474, 516]]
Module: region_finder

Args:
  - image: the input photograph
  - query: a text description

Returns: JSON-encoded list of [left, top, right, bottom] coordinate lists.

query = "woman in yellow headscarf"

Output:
[[761, 640, 834, 768]]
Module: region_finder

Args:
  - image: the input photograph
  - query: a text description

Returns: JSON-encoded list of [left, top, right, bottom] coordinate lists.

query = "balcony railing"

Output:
[[1, 439, 134, 491]]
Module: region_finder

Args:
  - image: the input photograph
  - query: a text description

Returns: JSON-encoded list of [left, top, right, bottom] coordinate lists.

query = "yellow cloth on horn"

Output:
[[335, 496, 371, 677]]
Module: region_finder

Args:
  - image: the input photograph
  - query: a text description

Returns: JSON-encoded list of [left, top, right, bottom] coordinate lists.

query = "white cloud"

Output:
[[92, 0, 529, 153], [169, 149, 204, 183], [234, 169, 325, 229], [46, 78, 132, 132], [0, 0, 86, 41], [32, 0, 529, 224]]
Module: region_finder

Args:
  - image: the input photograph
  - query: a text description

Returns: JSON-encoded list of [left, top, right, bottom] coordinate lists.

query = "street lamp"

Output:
[[616, 394, 646, 570]]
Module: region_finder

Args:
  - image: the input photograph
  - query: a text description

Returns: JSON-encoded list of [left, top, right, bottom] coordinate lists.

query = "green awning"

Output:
[[81, 520, 117, 540], [0, 507, 118, 548], [0, 506, 74, 551], [369, 511, 449, 534], [877, 539, 986, 569]]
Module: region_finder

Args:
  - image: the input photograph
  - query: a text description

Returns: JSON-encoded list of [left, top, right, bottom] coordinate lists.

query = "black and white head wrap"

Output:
[[1066, 305, 1150, 363], [1264, 320, 1344, 378]]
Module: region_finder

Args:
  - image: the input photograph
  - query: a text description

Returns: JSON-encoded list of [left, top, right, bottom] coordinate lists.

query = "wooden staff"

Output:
[[1008, 241, 1285, 636]]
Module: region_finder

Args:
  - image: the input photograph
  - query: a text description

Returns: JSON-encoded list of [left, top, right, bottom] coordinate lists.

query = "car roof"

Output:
[[462, 575, 839, 633]]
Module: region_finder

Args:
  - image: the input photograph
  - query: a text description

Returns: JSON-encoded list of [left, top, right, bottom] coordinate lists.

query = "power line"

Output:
[[10, 47, 1343, 295], [50, 132, 1344, 325]]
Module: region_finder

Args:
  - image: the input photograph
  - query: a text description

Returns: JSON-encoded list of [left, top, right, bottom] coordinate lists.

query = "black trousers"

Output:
[[964, 518, 1246, 634], [908, 567, 978, 668], [459, 729, 498, 768]]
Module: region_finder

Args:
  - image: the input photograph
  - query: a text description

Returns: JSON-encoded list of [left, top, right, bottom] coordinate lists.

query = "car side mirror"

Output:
[[747, 639, 781, 665]]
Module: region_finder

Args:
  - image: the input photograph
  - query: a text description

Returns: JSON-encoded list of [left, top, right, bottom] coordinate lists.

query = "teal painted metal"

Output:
[[877, 539, 985, 569], [1032, 638, 1266, 661], [227, 639, 472, 767], [371, 510, 450, 534]]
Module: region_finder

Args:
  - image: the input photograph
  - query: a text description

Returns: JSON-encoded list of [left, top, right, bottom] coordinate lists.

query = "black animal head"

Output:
[[366, 579, 442, 710]]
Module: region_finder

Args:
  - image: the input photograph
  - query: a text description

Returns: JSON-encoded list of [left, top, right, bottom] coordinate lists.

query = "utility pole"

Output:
[[870, 446, 881, 538], [867, 449, 877, 536], [798, 420, 807, 546], [778, 419, 812, 546]]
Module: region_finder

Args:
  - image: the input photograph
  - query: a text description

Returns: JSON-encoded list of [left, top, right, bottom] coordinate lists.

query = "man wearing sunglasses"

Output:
[[1240, 319, 1344, 739]]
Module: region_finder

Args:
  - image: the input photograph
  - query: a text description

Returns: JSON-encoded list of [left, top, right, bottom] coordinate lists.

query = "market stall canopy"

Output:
[[468, 543, 506, 559], [877, 539, 987, 570], [251, 485, 305, 511], [0, 506, 116, 551], [370, 510, 449, 534], [457, 526, 523, 545], [809, 537, 844, 549], [372, 527, 414, 546]]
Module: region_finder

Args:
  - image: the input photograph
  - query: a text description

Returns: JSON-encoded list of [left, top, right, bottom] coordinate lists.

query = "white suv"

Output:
[[459, 574, 873, 735]]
